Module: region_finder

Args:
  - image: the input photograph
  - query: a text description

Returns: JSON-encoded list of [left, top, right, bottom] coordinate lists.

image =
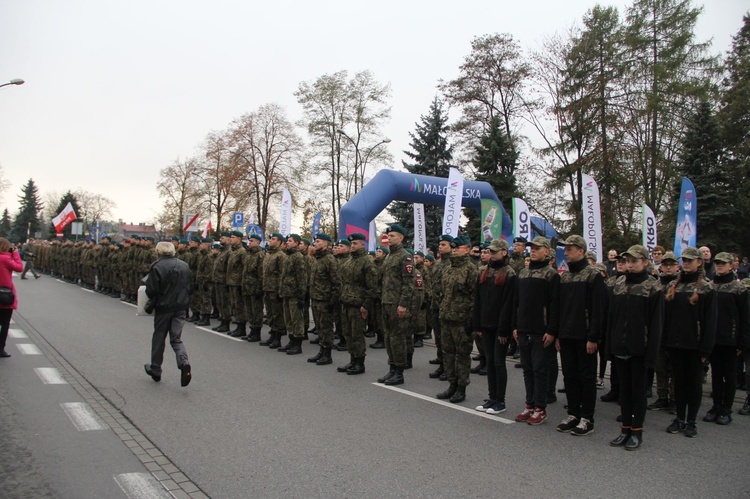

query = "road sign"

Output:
[[232, 212, 244, 228], [183, 213, 200, 233], [246, 224, 264, 243]]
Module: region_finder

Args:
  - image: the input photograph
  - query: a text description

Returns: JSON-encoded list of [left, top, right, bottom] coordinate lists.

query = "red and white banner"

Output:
[[52, 202, 77, 232], [201, 219, 213, 239]]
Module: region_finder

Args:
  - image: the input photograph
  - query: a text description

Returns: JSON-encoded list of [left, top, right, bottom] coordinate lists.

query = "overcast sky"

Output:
[[1, 0, 746, 230]]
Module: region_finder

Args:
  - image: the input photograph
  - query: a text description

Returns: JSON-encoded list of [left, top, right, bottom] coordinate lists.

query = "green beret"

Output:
[[315, 233, 332, 242], [287, 233, 301, 243], [377, 245, 390, 254], [416, 250, 425, 257], [452, 235, 471, 248], [190, 236, 201, 243], [170, 236, 180, 241], [386, 224, 406, 236], [248, 233, 262, 242], [202, 237, 214, 243], [220, 231, 231, 237], [101, 235, 111, 240], [230, 230, 243, 238], [479, 243, 490, 250], [178, 238, 188, 245], [405, 248, 415, 255], [131, 234, 141, 240], [144, 236, 154, 242], [513, 236, 527, 244], [301, 238, 311, 246], [368, 250, 376, 256], [337, 239, 351, 246], [212, 242, 221, 249], [270, 232, 285, 240], [425, 254, 435, 262], [348, 232, 366, 242], [438, 234, 454, 243]]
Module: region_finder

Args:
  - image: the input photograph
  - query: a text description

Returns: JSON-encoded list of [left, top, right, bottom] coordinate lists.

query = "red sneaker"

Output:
[[515, 405, 533, 422], [527, 408, 547, 425]]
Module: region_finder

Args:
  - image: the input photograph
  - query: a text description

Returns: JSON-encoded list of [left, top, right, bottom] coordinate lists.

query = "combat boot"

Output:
[[437, 383, 457, 400], [214, 320, 230, 333], [337, 355, 355, 372], [186, 311, 197, 323], [316, 347, 333, 365], [230, 322, 247, 338], [413, 334, 424, 348], [739, 396, 750, 416], [423, 327, 432, 340], [449, 385, 466, 404], [429, 365, 445, 379], [335, 337, 348, 352], [384, 366, 404, 385], [268, 333, 282, 349], [377, 366, 396, 383], [347, 357, 365, 375], [259, 332, 276, 346], [278, 336, 295, 352], [470, 358, 486, 374], [308, 346, 324, 363], [246, 327, 262, 342], [370, 332, 385, 349], [310, 337, 320, 345], [195, 314, 210, 326], [286, 337, 303, 355], [405, 353, 413, 369]]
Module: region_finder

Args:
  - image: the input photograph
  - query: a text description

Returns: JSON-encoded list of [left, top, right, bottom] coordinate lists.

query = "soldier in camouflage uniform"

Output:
[[307, 233, 340, 365], [193, 238, 215, 326], [429, 235, 453, 380], [423, 254, 435, 340], [436, 235, 478, 403], [333, 239, 352, 351], [260, 233, 287, 349], [277, 234, 309, 355], [184, 237, 201, 322], [404, 248, 424, 369], [412, 251, 428, 349], [369, 246, 388, 349], [241, 234, 265, 342], [336, 233, 377, 375], [377, 224, 417, 386], [299, 238, 313, 334], [226, 231, 248, 337], [211, 232, 232, 333]]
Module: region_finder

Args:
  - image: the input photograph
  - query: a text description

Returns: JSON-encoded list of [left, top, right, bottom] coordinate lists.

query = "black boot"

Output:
[[370, 332, 385, 349], [268, 333, 282, 349], [449, 385, 466, 403], [335, 338, 348, 352], [186, 311, 197, 323], [308, 346, 324, 363], [384, 366, 404, 385], [195, 314, 210, 326], [413, 334, 423, 348], [214, 320, 230, 333], [347, 357, 365, 375], [278, 336, 294, 352], [423, 327, 432, 340], [286, 337, 302, 355], [316, 347, 333, 365], [429, 365, 445, 379], [609, 427, 631, 447], [470, 359, 486, 374], [600, 390, 619, 402], [377, 366, 396, 383], [625, 429, 642, 450], [437, 383, 457, 400], [337, 355, 354, 372], [246, 327, 262, 342], [428, 357, 441, 365], [310, 337, 320, 345], [259, 332, 275, 346], [230, 322, 247, 338], [405, 353, 413, 369]]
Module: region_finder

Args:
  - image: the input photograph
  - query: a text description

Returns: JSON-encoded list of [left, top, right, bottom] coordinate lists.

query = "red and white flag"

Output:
[[201, 219, 212, 238], [52, 202, 77, 232]]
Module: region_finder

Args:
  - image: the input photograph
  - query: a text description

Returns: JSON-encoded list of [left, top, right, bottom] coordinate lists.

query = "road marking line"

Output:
[[82, 288, 94, 293], [8, 328, 27, 338], [60, 402, 108, 431], [195, 326, 245, 342], [372, 383, 515, 424], [114, 472, 172, 499], [35, 367, 68, 384], [16, 343, 42, 355], [121, 301, 137, 308]]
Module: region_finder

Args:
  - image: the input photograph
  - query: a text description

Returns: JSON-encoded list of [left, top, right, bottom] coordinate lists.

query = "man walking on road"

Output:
[[144, 241, 193, 387], [21, 238, 41, 280]]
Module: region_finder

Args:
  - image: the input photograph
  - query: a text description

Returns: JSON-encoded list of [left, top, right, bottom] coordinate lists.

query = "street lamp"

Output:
[[337, 130, 391, 193], [0, 78, 25, 89]]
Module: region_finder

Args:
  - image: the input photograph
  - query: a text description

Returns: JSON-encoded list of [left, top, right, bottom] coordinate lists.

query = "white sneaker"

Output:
[[485, 402, 507, 415], [475, 399, 494, 412]]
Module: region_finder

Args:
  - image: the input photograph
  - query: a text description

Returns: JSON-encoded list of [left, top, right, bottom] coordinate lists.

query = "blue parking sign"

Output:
[[232, 212, 244, 227]]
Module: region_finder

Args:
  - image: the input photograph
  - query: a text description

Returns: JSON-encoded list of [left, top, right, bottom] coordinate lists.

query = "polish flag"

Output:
[[201, 219, 212, 238], [53, 202, 77, 232]]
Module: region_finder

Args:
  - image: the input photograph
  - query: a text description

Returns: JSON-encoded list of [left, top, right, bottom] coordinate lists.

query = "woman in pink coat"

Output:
[[0, 237, 24, 357]]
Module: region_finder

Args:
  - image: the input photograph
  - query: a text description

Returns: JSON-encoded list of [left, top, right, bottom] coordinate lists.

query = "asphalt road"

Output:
[[4, 275, 750, 498]]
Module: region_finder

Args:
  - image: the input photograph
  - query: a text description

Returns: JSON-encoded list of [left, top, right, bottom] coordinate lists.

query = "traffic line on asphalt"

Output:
[[372, 383, 515, 424], [60, 402, 108, 431], [16, 343, 42, 355], [35, 367, 68, 384], [195, 326, 246, 342], [8, 328, 27, 338], [114, 472, 172, 499]]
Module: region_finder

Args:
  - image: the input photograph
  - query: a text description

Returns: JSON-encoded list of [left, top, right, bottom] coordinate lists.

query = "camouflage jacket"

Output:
[[262, 246, 286, 293], [381, 242, 416, 309], [279, 247, 308, 299], [440, 254, 478, 323], [242, 246, 265, 296], [309, 249, 340, 304], [712, 273, 749, 349], [196, 250, 214, 285], [430, 255, 451, 310], [226, 243, 247, 287], [212, 244, 231, 284], [340, 248, 377, 310]]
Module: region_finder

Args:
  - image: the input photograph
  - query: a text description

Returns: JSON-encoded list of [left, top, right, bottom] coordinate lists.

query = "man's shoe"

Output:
[[702, 406, 719, 423], [515, 405, 533, 422], [436, 383, 457, 400], [286, 337, 303, 355], [337, 355, 354, 372], [378, 367, 396, 384], [610, 428, 631, 447], [315, 348, 333, 365], [547, 394, 557, 404], [596, 379, 605, 389], [259, 332, 275, 346], [429, 366, 444, 379], [667, 402, 677, 414], [268, 334, 282, 349], [666, 418, 686, 434], [684, 421, 698, 438], [475, 399, 495, 412], [571, 418, 594, 436], [449, 386, 466, 404], [308, 347, 325, 363], [34, 275, 41, 279], [310, 337, 320, 345], [428, 357, 441, 365], [370, 334, 385, 349], [716, 410, 732, 426], [600, 390, 619, 402], [346, 357, 365, 375], [625, 429, 642, 450], [739, 396, 750, 416], [527, 408, 547, 425], [472, 354, 482, 361], [439, 373, 448, 381], [278, 337, 294, 352], [384, 367, 404, 386], [413, 335, 423, 348], [0, 350, 11, 358], [335, 340, 348, 352], [21, 276, 28, 280], [556, 415, 580, 433], [647, 398, 669, 411], [180, 365, 192, 387], [246, 328, 261, 342], [470, 361, 486, 374], [485, 401, 506, 414], [144, 364, 161, 382]]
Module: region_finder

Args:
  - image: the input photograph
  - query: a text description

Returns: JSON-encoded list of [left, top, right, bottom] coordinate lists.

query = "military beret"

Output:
[[315, 233, 332, 242], [438, 234, 454, 243], [337, 239, 351, 246], [178, 238, 188, 245], [661, 251, 678, 262], [248, 233, 262, 242], [416, 250, 425, 257], [527, 236, 551, 249], [489, 239, 509, 252], [622, 245, 649, 260], [452, 235, 471, 248], [425, 254, 435, 262], [202, 237, 214, 243], [368, 250, 376, 256], [270, 232, 285, 240], [301, 238, 311, 246], [513, 236, 527, 244], [377, 245, 390, 254], [131, 234, 141, 240], [385, 224, 406, 236], [405, 248, 415, 255], [171, 235, 180, 241], [190, 236, 201, 243], [559, 235, 586, 249], [480, 243, 490, 250], [348, 232, 366, 242], [681, 247, 701, 260], [212, 242, 221, 249], [713, 252, 734, 264], [101, 235, 111, 240], [227, 230, 240, 238], [220, 231, 231, 237], [287, 233, 301, 243], [144, 236, 154, 242]]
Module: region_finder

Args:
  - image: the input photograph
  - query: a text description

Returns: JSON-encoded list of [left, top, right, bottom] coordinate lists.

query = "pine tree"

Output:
[[0, 209, 11, 238], [49, 192, 83, 240], [388, 98, 454, 245], [10, 179, 44, 242], [463, 116, 518, 242]]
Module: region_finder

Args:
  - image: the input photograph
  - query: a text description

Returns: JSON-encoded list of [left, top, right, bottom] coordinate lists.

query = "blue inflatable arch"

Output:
[[338, 169, 513, 243]]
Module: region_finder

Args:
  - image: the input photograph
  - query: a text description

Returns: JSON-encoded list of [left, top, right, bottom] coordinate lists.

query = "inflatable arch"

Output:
[[338, 169, 513, 243]]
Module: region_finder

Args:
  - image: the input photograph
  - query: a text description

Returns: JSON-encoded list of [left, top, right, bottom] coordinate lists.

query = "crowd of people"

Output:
[[15, 229, 750, 449]]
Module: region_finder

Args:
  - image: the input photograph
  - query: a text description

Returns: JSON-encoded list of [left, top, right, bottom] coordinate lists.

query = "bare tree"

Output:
[[156, 156, 202, 236], [73, 190, 116, 233]]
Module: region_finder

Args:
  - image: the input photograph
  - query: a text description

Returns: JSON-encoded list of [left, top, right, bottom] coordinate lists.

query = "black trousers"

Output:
[[480, 327, 509, 403], [668, 348, 703, 422], [0, 308, 13, 351], [559, 338, 598, 422], [518, 333, 554, 408], [710, 344, 738, 411], [149, 310, 189, 377], [614, 356, 647, 429]]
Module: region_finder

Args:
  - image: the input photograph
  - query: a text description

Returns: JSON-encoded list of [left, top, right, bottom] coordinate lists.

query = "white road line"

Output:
[[195, 326, 245, 342], [60, 402, 108, 431], [82, 288, 94, 293], [16, 343, 42, 355], [8, 328, 27, 338], [372, 383, 515, 424], [114, 472, 172, 499], [121, 301, 137, 308], [34, 367, 68, 384]]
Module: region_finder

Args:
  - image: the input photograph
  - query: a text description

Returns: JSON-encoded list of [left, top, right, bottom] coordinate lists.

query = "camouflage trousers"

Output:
[[431, 308, 443, 363], [342, 305, 367, 358], [242, 291, 264, 329], [407, 308, 427, 355], [264, 292, 285, 334], [441, 320, 473, 387], [215, 283, 232, 321], [229, 286, 246, 322], [198, 283, 213, 314], [382, 303, 409, 368], [312, 300, 335, 348], [283, 297, 304, 338]]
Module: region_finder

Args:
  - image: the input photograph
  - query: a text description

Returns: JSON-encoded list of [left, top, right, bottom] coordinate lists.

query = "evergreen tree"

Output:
[[463, 116, 518, 242], [388, 98, 454, 246], [0, 209, 11, 238], [49, 191, 83, 240], [10, 179, 43, 242]]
